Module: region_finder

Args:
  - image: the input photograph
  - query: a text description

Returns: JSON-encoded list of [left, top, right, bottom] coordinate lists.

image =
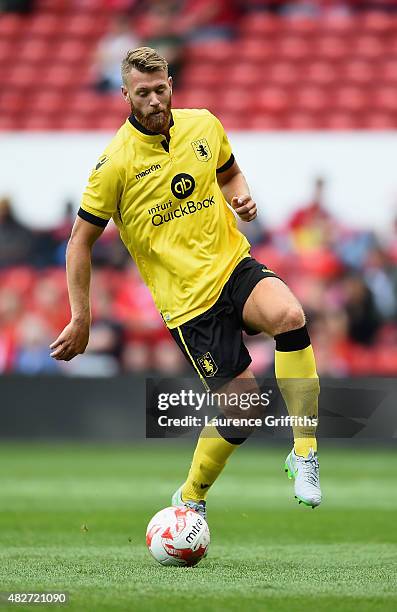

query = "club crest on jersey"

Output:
[[191, 139, 212, 162], [197, 353, 218, 377]]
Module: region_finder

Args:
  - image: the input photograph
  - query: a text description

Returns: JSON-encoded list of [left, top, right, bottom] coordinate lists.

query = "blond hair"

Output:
[[121, 47, 168, 84]]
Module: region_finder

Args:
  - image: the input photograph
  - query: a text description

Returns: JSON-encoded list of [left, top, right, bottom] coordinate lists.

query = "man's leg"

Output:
[[243, 276, 319, 456], [180, 369, 259, 505]]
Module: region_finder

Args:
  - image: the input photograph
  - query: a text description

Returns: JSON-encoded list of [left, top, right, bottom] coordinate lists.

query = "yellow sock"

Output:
[[181, 423, 239, 502], [275, 344, 319, 458]]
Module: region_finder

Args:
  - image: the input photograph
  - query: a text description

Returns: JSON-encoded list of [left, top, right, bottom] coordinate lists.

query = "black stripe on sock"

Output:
[[215, 422, 248, 445], [275, 325, 311, 352]]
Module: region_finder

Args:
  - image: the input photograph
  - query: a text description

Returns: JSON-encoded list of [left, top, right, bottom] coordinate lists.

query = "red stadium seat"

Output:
[[181, 64, 224, 88], [54, 39, 94, 64], [277, 36, 311, 61], [228, 63, 261, 87], [304, 61, 338, 86], [315, 36, 349, 60], [380, 60, 397, 83], [295, 86, 329, 112], [214, 112, 248, 131], [266, 62, 299, 86], [26, 13, 64, 38], [7, 64, 38, 88], [18, 38, 51, 64], [0, 115, 19, 130], [283, 16, 318, 36], [100, 94, 126, 115], [22, 114, 57, 130], [93, 114, 127, 131], [57, 113, 94, 130], [0, 39, 13, 65], [342, 61, 374, 86], [352, 36, 384, 60], [31, 90, 68, 115], [0, 13, 23, 37], [40, 64, 82, 89], [257, 87, 289, 113], [372, 87, 397, 111], [323, 112, 358, 130], [239, 13, 281, 37], [248, 114, 283, 130], [0, 90, 25, 114], [67, 91, 103, 115], [334, 86, 368, 112], [177, 89, 217, 112], [62, 13, 108, 39], [364, 112, 396, 130], [358, 11, 392, 34], [320, 12, 355, 35], [183, 41, 233, 63], [238, 38, 275, 63], [285, 112, 320, 130], [221, 89, 251, 114]]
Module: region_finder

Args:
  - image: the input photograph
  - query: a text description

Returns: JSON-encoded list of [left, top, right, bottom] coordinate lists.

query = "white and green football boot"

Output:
[[284, 448, 322, 508], [172, 486, 207, 520]]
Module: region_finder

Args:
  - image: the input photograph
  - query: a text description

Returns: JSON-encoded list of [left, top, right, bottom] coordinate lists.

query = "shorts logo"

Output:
[[171, 173, 195, 199], [191, 139, 212, 162], [197, 352, 218, 377]]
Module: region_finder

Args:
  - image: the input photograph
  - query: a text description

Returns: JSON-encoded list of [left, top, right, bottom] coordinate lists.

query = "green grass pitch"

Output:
[[0, 443, 396, 611]]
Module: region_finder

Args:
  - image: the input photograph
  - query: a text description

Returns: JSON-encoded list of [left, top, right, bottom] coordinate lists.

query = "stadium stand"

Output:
[[0, 3, 397, 130]]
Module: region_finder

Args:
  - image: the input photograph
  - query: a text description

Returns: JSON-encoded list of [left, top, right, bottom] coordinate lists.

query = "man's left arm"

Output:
[[217, 159, 257, 222]]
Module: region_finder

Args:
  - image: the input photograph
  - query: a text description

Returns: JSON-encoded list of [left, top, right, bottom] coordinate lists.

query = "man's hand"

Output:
[[50, 319, 90, 361], [231, 195, 257, 222]]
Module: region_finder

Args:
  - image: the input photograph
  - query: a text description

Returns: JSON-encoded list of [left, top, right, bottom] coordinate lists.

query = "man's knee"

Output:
[[269, 304, 306, 337]]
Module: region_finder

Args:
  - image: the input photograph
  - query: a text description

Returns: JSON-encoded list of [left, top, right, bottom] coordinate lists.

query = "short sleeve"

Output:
[[213, 115, 235, 173], [78, 156, 122, 227]]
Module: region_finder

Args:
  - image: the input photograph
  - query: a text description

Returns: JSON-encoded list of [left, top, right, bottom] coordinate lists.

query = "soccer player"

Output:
[[50, 47, 321, 517]]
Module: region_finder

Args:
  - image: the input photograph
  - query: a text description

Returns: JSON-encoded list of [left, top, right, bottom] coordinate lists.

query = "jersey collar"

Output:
[[127, 113, 174, 142]]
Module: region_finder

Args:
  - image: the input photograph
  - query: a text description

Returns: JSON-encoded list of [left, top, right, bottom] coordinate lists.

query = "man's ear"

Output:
[[121, 86, 130, 103], [168, 76, 173, 93]]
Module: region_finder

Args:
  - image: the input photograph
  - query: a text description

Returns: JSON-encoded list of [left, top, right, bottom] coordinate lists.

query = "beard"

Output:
[[132, 96, 172, 134]]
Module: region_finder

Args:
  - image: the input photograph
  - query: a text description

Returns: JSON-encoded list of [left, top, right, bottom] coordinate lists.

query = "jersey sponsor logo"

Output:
[[171, 173, 195, 199], [95, 156, 108, 170], [197, 352, 218, 377], [191, 138, 212, 162], [136, 163, 161, 181], [149, 196, 215, 226]]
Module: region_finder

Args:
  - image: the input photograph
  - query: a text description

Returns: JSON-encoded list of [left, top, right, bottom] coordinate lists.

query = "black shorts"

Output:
[[169, 257, 281, 391]]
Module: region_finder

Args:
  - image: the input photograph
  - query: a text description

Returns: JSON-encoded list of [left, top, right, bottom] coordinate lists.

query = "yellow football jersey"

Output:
[[79, 109, 251, 328]]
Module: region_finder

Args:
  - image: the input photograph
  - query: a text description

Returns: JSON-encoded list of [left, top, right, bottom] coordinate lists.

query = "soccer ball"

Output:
[[146, 506, 210, 567]]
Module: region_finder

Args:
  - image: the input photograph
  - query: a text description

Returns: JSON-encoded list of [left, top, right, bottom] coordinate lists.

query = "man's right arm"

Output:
[[50, 217, 104, 361]]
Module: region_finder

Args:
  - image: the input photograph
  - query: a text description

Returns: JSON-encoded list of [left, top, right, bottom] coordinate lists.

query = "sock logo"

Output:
[[197, 352, 218, 377]]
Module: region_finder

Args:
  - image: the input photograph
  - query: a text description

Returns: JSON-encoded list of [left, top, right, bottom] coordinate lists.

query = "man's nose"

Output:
[[149, 94, 160, 107]]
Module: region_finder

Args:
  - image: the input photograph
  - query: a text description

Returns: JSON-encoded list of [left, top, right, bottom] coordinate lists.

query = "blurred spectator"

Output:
[[287, 177, 338, 252], [363, 246, 397, 320], [51, 200, 76, 266], [136, 0, 184, 82], [0, 197, 35, 268], [177, 0, 241, 42], [280, 1, 352, 17], [14, 314, 59, 375], [94, 15, 140, 93], [341, 273, 381, 345]]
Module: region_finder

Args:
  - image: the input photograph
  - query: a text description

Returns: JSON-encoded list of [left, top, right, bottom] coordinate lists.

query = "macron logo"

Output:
[[136, 163, 161, 181]]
